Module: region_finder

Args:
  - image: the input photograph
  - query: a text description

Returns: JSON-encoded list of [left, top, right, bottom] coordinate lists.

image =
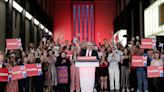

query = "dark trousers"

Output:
[[18, 78, 29, 92], [35, 76, 44, 92], [0, 82, 6, 92], [152, 78, 164, 92], [129, 69, 137, 90], [58, 84, 69, 92], [148, 78, 153, 92], [95, 67, 100, 90]]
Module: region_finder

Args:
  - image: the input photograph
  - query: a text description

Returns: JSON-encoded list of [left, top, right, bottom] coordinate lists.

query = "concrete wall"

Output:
[[25, 19, 30, 48], [12, 9, 20, 38], [34, 25, 37, 48]]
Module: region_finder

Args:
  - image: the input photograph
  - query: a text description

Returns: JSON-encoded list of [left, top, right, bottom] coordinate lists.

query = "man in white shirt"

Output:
[[108, 47, 121, 92], [79, 42, 99, 92]]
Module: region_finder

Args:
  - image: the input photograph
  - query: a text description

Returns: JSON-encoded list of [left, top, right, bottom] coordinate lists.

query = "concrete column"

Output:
[[131, 9, 134, 37], [20, 9, 26, 50], [29, 18, 34, 43], [12, 10, 20, 38], [25, 19, 30, 49], [0, 0, 6, 51], [139, 1, 143, 38], [34, 26, 37, 48], [5, 0, 13, 39]]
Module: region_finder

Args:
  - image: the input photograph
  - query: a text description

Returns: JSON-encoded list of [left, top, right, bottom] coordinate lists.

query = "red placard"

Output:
[[9, 65, 26, 80], [25, 63, 42, 77], [6, 38, 22, 50], [0, 68, 8, 82], [158, 66, 164, 77], [147, 66, 164, 78], [141, 38, 156, 49], [131, 56, 147, 67]]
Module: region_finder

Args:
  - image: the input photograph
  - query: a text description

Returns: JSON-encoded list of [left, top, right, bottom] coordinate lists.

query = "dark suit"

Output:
[[80, 49, 100, 90], [80, 49, 99, 60]]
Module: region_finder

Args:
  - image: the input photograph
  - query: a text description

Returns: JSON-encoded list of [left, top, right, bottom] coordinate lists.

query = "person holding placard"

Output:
[[18, 51, 29, 92], [151, 51, 163, 92], [135, 46, 148, 92], [6, 54, 19, 92]]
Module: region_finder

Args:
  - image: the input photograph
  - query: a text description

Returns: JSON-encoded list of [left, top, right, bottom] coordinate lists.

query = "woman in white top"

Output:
[[151, 51, 163, 92], [151, 52, 163, 66], [108, 47, 121, 92]]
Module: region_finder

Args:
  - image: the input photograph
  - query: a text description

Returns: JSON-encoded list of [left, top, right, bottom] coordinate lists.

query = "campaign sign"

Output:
[[159, 66, 164, 77], [147, 66, 164, 78], [9, 65, 26, 80], [141, 38, 156, 49], [77, 56, 97, 62], [0, 68, 8, 82], [25, 63, 42, 77], [6, 38, 22, 50], [131, 56, 147, 67]]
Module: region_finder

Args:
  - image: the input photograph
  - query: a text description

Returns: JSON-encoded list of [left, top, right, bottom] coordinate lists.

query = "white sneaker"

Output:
[[126, 88, 130, 92], [131, 88, 134, 91], [136, 90, 142, 92], [122, 88, 125, 92], [144, 90, 148, 92], [76, 89, 80, 92], [93, 88, 97, 92]]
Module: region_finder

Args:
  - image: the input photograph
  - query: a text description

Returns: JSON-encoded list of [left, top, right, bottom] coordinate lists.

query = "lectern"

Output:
[[75, 56, 99, 92]]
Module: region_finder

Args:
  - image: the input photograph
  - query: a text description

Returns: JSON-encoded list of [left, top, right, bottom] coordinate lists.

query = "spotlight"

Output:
[[25, 11, 32, 20], [13, 1, 23, 13]]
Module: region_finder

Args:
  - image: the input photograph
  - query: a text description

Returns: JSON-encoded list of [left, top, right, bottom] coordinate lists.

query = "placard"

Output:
[[9, 65, 26, 81], [77, 56, 97, 60], [25, 63, 42, 77], [131, 56, 147, 67], [141, 38, 156, 49], [0, 68, 8, 82], [6, 38, 22, 50], [147, 66, 164, 78]]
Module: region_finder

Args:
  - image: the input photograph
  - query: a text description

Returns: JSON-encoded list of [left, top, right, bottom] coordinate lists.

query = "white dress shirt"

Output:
[[86, 49, 92, 57]]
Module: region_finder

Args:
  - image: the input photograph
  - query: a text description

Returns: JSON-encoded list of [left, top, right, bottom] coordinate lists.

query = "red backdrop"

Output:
[[53, 0, 116, 45]]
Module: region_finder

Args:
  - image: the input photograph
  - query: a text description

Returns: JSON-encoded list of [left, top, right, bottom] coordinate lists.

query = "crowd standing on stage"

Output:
[[0, 37, 164, 92]]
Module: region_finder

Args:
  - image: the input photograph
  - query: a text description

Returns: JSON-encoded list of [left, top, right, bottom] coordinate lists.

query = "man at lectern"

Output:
[[79, 42, 99, 92], [80, 42, 99, 59]]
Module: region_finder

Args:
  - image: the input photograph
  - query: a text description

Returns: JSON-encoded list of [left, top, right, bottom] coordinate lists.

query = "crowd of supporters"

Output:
[[0, 37, 164, 92]]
